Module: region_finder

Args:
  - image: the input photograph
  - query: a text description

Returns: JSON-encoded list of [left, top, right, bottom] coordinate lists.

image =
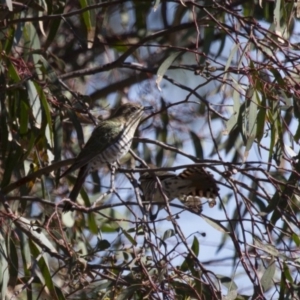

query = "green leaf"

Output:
[[180, 254, 194, 272], [44, 0, 53, 14], [294, 123, 300, 142], [190, 131, 203, 160], [14, 12, 26, 46], [155, 147, 164, 167], [226, 114, 237, 133], [87, 212, 98, 235], [162, 229, 175, 241], [253, 237, 279, 256], [283, 262, 293, 283], [261, 259, 276, 292], [44, 16, 62, 50], [23, 23, 41, 65], [292, 233, 300, 247], [19, 99, 29, 135], [201, 215, 230, 234], [0, 231, 9, 299], [35, 83, 53, 147], [53, 114, 63, 163], [1, 143, 23, 188], [156, 52, 181, 91], [28, 240, 62, 300], [0, 105, 8, 161], [273, 140, 283, 166], [8, 237, 18, 287], [5, 0, 13, 11], [19, 228, 31, 280], [27, 80, 42, 125], [256, 97, 266, 147], [273, 0, 281, 31], [153, 0, 160, 11], [218, 275, 238, 292], [279, 267, 287, 300], [243, 88, 259, 161], [201, 25, 214, 64], [101, 222, 119, 233], [236, 101, 246, 143], [268, 117, 277, 171], [120, 228, 137, 246], [133, 1, 150, 34], [7, 58, 21, 82], [223, 43, 239, 82], [293, 97, 300, 119], [215, 32, 226, 59], [223, 290, 238, 300], [191, 236, 199, 256], [79, 0, 96, 49], [226, 83, 241, 133]]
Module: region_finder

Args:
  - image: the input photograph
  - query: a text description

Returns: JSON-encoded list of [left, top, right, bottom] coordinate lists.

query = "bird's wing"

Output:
[[60, 122, 122, 178]]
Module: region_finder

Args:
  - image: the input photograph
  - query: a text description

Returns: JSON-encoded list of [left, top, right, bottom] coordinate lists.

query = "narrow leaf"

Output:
[[261, 259, 276, 292], [292, 233, 300, 247], [5, 0, 13, 11], [191, 236, 199, 256], [162, 229, 175, 241], [79, 0, 96, 49], [121, 228, 137, 246], [244, 88, 258, 161], [202, 215, 230, 234], [0, 231, 9, 300], [27, 80, 42, 125], [253, 237, 279, 257], [35, 83, 53, 146], [218, 275, 238, 291], [190, 131, 203, 159], [156, 52, 181, 91], [283, 262, 293, 283], [28, 240, 60, 300]]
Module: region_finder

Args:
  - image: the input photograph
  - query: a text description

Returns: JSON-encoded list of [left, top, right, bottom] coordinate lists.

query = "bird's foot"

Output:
[[62, 199, 75, 213]]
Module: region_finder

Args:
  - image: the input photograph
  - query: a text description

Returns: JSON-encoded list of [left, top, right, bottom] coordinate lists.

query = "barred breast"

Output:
[[89, 133, 133, 172]]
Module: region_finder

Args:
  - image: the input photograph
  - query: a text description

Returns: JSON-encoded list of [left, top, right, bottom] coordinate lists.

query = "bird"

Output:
[[60, 102, 152, 212], [140, 166, 219, 220]]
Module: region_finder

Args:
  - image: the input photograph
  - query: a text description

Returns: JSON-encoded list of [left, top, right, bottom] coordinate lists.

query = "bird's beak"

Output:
[[143, 106, 153, 111]]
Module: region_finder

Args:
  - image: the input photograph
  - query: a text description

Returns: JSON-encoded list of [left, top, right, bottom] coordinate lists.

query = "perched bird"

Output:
[[60, 102, 152, 212], [140, 166, 219, 220]]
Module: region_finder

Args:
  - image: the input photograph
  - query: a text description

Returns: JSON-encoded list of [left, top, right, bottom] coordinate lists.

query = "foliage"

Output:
[[0, 0, 300, 299]]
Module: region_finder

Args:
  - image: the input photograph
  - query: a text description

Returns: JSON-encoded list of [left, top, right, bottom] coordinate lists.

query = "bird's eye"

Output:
[[130, 106, 138, 112]]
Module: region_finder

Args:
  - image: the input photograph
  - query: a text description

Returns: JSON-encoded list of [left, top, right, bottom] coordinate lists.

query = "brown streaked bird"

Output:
[[60, 103, 152, 212], [140, 166, 219, 220]]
